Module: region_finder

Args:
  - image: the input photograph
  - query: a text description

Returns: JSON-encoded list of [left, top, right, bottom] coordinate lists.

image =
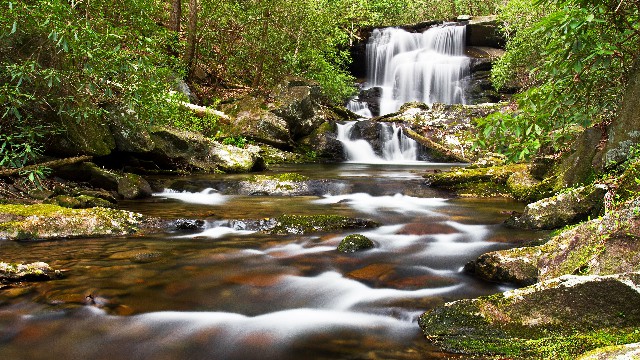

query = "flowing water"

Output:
[[0, 163, 544, 360], [363, 24, 469, 115], [336, 122, 422, 164]]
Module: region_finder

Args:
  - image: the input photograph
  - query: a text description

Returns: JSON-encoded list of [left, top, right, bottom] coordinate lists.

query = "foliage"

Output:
[[222, 136, 248, 148], [484, 0, 640, 162]]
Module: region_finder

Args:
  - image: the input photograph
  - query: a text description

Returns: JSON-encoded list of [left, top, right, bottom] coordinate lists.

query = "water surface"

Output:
[[0, 163, 543, 359]]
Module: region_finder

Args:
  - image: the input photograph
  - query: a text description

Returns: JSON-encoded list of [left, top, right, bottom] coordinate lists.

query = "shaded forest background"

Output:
[[1, 0, 638, 180]]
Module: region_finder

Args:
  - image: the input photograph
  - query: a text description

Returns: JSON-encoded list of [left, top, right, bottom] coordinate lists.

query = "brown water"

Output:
[[0, 164, 543, 360]]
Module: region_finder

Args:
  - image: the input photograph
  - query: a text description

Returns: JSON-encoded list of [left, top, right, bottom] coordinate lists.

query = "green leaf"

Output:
[[10, 21, 16, 34]]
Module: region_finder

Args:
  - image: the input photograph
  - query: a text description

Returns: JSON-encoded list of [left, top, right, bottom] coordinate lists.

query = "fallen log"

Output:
[[404, 128, 471, 163], [178, 101, 231, 124], [0, 155, 93, 177]]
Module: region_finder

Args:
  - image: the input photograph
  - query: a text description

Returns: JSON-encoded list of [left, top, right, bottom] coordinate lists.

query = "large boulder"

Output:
[[505, 184, 607, 230], [271, 78, 330, 139], [603, 58, 640, 168], [464, 246, 540, 285], [298, 122, 345, 161], [419, 272, 640, 358], [0, 204, 145, 240], [148, 127, 264, 173], [46, 112, 116, 157], [54, 162, 152, 200], [105, 103, 155, 153], [465, 16, 505, 49]]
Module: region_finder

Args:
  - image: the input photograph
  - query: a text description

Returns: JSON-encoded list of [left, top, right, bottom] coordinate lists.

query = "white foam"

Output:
[[313, 193, 447, 215], [153, 188, 228, 205]]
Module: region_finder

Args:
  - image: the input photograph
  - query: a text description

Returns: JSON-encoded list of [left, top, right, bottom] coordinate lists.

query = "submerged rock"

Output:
[[267, 215, 379, 235], [419, 272, 640, 359], [0, 204, 145, 240], [337, 234, 375, 253], [0, 262, 62, 283]]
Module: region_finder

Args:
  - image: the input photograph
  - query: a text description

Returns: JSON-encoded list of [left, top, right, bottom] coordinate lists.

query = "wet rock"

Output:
[[337, 234, 375, 253], [464, 246, 540, 285], [117, 173, 153, 200], [389, 102, 509, 162], [267, 215, 379, 235], [0, 204, 145, 240], [419, 272, 640, 358], [298, 122, 345, 161], [505, 184, 607, 230], [174, 219, 205, 231], [0, 262, 62, 283], [271, 78, 328, 140]]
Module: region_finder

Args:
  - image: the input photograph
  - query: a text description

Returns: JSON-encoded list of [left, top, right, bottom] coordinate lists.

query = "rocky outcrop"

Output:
[[54, 162, 153, 200], [465, 16, 505, 48], [0, 204, 146, 240], [419, 272, 640, 358], [148, 127, 265, 173], [505, 184, 607, 230]]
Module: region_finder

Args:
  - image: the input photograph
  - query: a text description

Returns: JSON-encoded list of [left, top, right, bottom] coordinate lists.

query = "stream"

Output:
[[0, 163, 543, 360]]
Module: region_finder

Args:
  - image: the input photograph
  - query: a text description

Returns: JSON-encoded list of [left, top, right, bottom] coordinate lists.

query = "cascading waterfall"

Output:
[[337, 121, 419, 163], [346, 98, 372, 118], [366, 24, 469, 115]]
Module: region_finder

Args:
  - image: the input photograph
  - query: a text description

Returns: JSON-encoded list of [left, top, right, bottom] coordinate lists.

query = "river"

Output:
[[0, 163, 543, 359]]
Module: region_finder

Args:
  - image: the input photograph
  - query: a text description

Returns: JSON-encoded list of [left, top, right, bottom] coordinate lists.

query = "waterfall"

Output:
[[365, 25, 469, 115], [337, 122, 419, 164], [346, 98, 372, 118]]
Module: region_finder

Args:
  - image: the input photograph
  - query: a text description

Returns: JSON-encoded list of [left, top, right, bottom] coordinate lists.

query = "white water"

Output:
[[346, 97, 373, 118], [152, 188, 228, 205], [365, 25, 469, 115], [336, 121, 420, 163]]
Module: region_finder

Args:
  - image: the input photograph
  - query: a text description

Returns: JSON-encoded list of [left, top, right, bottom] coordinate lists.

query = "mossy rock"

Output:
[[0, 204, 144, 240], [465, 245, 541, 285], [577, 342, 640, 360], [117, 173, 153, 200], [505, 184, 607, 230], [268, 215, 379, 235], [337, 234, 375, 253], [419, 273, 640, 359], [537, 196, 640, 281], [46, 195, 114, 209], [0, 262, 62, 283]]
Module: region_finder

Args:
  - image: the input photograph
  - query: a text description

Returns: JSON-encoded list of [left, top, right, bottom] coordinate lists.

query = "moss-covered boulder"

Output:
[[424, 164, 552, 201], [105, 103, 155, 153], [505, 184, 607, 230], [267, 215, 379, 235], [236, 173, 312, 196], [0, 262, 62, 284], [149, 127, 264, 172], [536, 196, 640, 281], [271, 78, 331, 140], [45, 112, 116, 157], [46, 195, 114, 209], [298, 121, 345, 161], [464, 246, 541, 285], [0, 204, 145, 240], [419, 272, 640, 359], [117, 173, 153, 199], [337, 234, 375, 253]]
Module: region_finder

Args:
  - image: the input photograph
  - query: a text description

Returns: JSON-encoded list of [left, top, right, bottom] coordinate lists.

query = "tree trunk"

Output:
[[170, 0, 181, 33], [186, 0, 198, 78]]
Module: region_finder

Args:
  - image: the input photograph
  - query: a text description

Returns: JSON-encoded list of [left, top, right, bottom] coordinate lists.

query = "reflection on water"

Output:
[[0, 164, 543, 360]]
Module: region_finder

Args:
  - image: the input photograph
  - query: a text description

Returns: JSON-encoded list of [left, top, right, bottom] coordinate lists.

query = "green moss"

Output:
[[337, 234, 374, 253], [425, 164, 527, 188], [0, 204, 143, 240], [248, 172, 309, 182], [270, 214, 378, 235]]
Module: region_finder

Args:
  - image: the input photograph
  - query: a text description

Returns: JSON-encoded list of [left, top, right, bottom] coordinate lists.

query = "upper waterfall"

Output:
[[365, 25, 469, 115]]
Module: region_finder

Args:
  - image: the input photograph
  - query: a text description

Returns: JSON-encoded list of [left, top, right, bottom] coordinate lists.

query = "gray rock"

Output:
[[505, 184, 607, 230]]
